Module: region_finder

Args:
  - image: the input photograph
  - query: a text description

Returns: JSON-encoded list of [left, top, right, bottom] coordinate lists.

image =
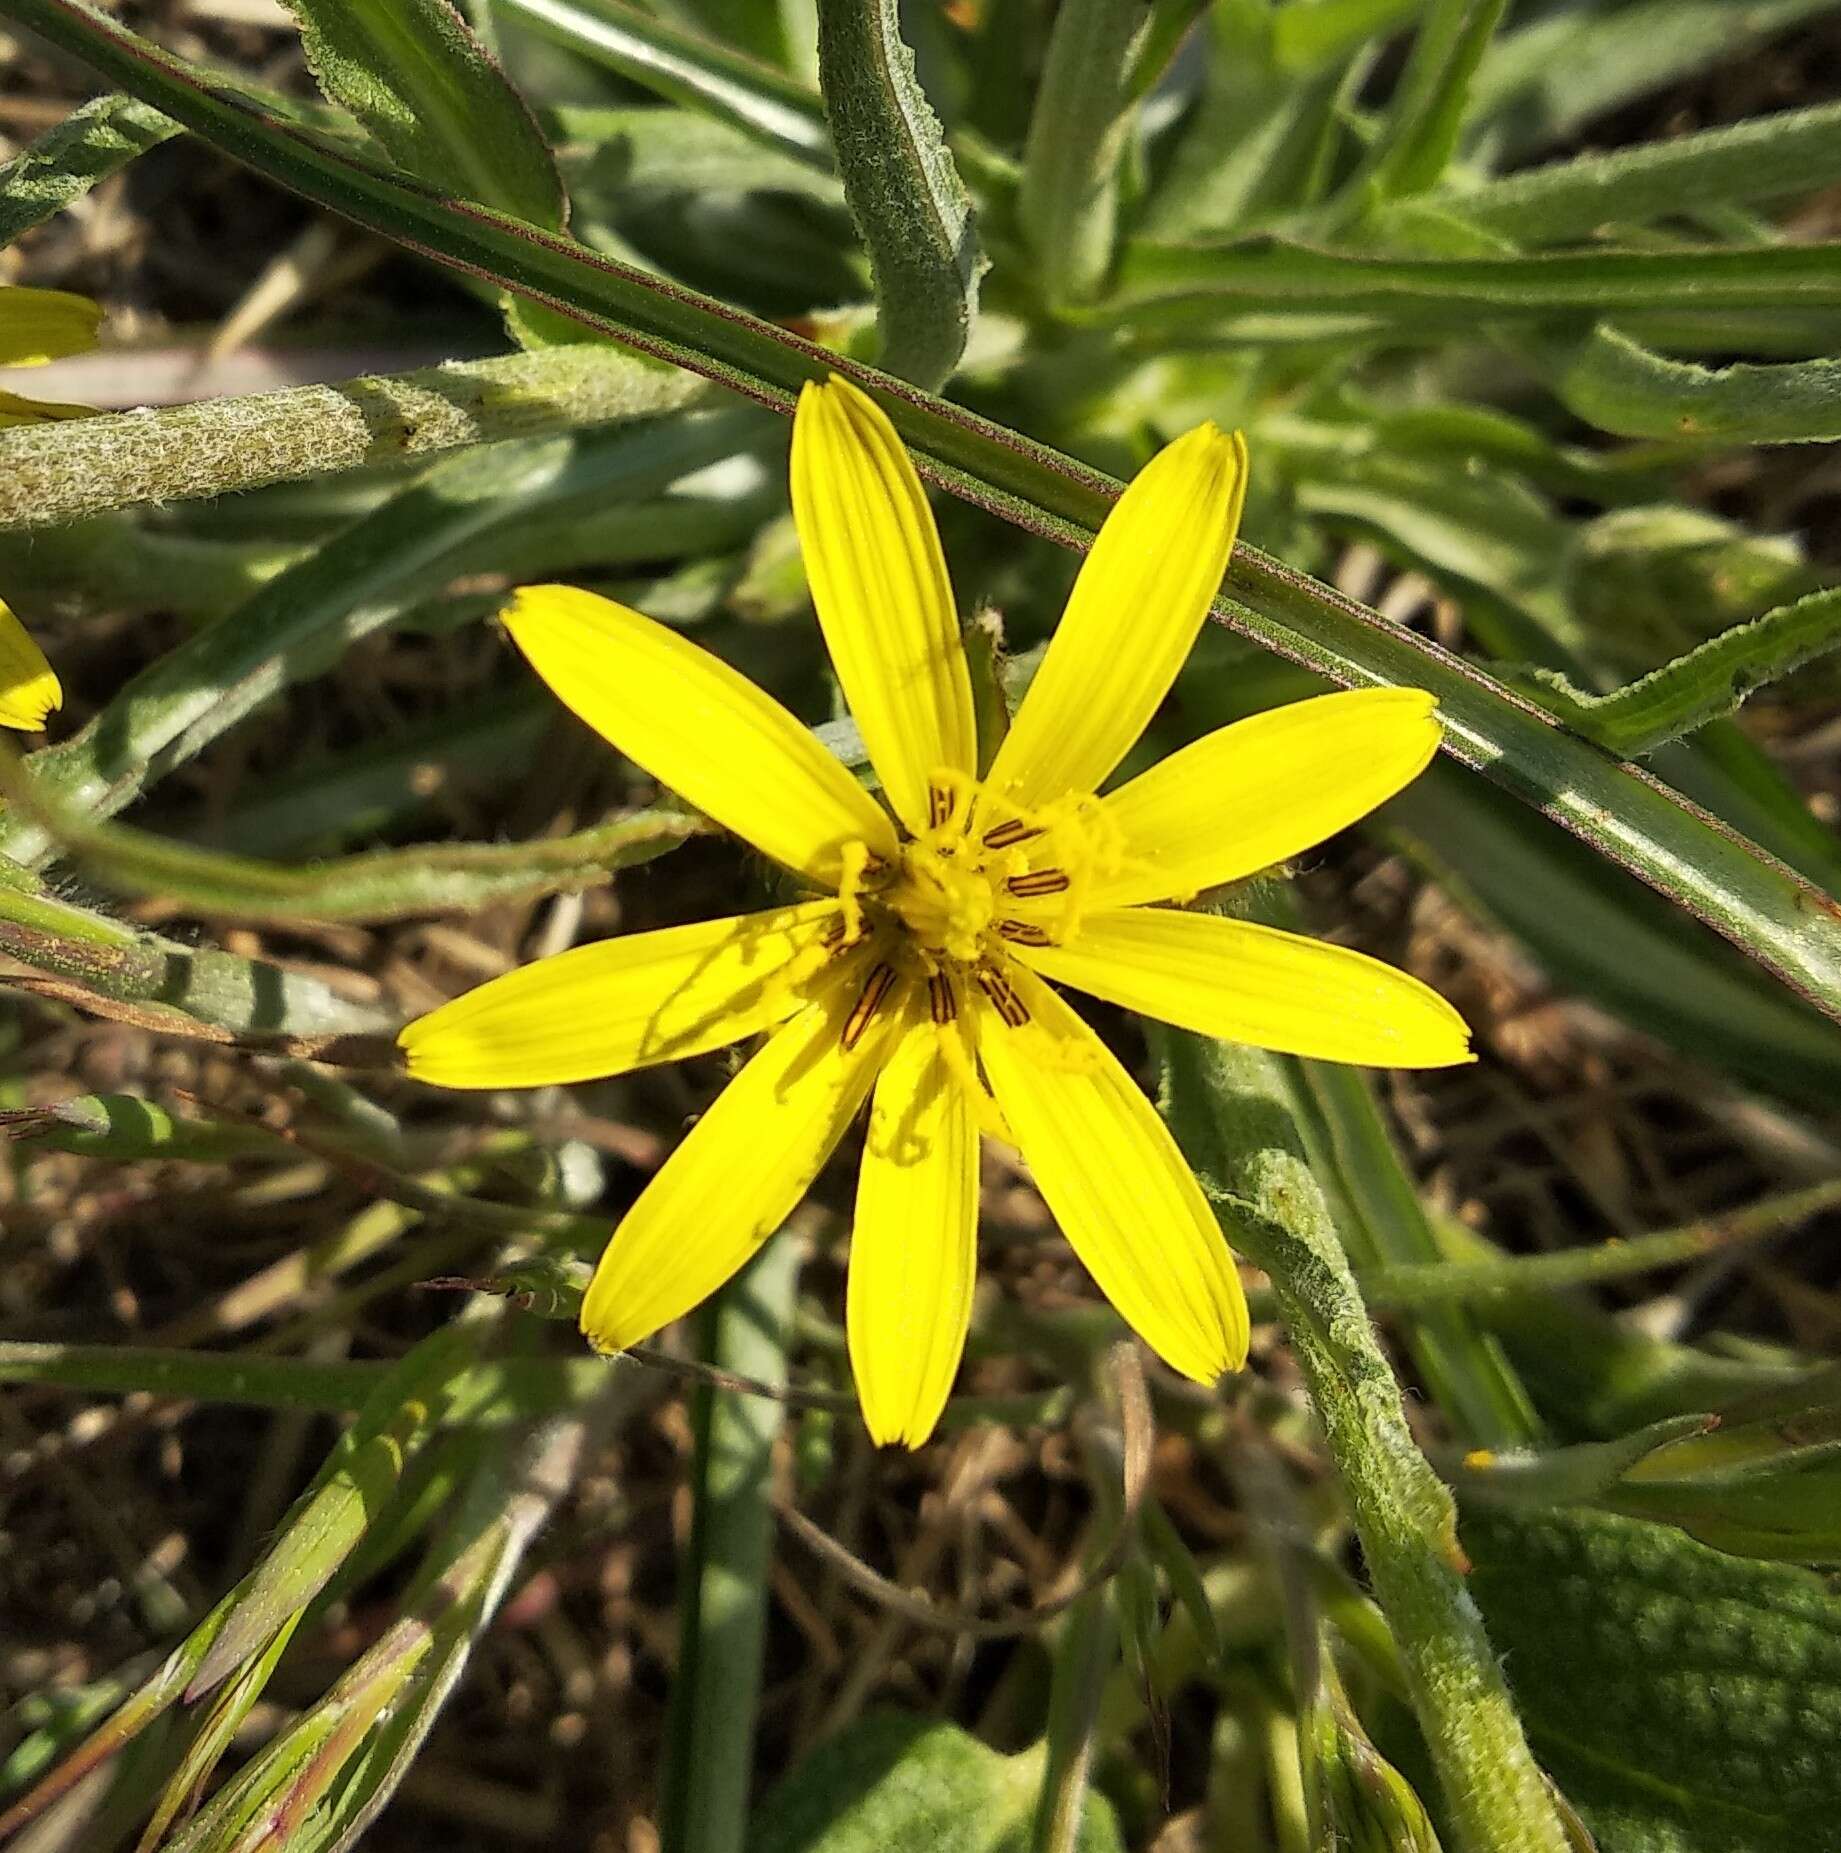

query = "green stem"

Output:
[[1018, 0, 1146, 306], [1157, 1027, 1574, 1853], [0, 345, 706, 531], [661, 1240, 801, 1853]]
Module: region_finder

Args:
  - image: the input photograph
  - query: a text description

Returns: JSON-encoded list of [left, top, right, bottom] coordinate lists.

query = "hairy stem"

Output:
[[0, 344, 706, 530]]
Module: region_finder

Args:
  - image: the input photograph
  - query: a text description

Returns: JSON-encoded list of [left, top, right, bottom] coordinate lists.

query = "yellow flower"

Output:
[[401, 377, 1472, 1447], [0, 598, 60, 732], [0, 283, 100, 428]]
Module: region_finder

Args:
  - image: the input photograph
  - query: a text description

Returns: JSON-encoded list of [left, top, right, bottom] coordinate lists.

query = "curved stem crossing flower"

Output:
[[401, 377, 1472, 1446]]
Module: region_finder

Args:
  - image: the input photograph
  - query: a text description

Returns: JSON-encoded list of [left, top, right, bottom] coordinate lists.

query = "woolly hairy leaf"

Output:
[[816, 0, 983, 387]]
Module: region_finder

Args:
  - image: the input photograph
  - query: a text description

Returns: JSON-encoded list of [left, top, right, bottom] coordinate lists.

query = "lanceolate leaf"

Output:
[[815, 0, 984, 387], [9, 0, 1841, 1031], [279, 0, 564, 227]]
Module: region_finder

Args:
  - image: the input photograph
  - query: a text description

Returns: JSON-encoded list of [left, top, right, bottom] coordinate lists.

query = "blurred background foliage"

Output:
[[1, 0, 1841, 1848]]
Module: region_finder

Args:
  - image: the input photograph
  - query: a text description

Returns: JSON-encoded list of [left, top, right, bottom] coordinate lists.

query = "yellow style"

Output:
[[401, 377, 1472, 1447]]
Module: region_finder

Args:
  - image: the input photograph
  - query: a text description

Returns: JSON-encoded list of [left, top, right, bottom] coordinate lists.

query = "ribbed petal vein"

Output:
[[1094, 688, 1442, 908], [1018, 908, 1475, 1068], [848, 1005, 980, 1447], [580, 978, 898, 1353], [983, 424, 1247, 813], [399, 901, 841, 1088], [505, 585, 898, 886], [975, 967, 1247, 1383], [792, 377, 976, 836]]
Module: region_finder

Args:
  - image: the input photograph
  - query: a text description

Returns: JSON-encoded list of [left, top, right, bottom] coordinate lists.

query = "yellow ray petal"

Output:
[[399, 900, 841, 1089], [983, 423, 1247, 814], [848, 1004, 979, 1447], [1018, 908, 1474, 1069], [975, 965, 1247, 1384], [792, 378, 976, 837], [0, 389, 92, 428], [580, 979, 899, 1354], [1093, 688, 1442, 908], [504, 585, 898, 887], [0, 599, 61, 733], [0, 286, 101, 367]]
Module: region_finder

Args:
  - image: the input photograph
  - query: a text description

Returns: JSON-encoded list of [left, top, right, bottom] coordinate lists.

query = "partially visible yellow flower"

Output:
[[0, 284, 101, 428], [401, 377, 1472, 1447], [0, 598, 60, 732]]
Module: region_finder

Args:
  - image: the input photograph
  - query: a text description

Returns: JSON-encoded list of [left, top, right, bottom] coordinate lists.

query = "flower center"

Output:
[[886, 836, 997, 963]]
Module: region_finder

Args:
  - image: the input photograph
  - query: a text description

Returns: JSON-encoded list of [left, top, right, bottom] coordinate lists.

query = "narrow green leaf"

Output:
[[169, 688, 549, 856], [1555, 323, 1841, 444], [1456, 1414, 1718, 1508], [3, 751, 705, 923], [0, 92, 175, 247], [1018, 0, 1145, 305], [187, 1326, 473, 1697], [1425, 100, 1841, 245], [0, 1591, 242, 1840], [294, 1420, 597, 1852], [137, 1616, 303, 1853], [0, 410, 756, 862], [1351, 0, 1505, 203], [815, 0, 983, 387], [1113, 238, 1841, 326], [1468, 0, 1841, 160], [280, 0, 564, 227], [1286, 1057, 1542, 1448], [1385, 761, 1841, 1107], [1364, 1181, 1841, 1312], [1269, 0, 1419, 71], [0, 1339, 609, 1423], [0, 856, 390, 1040], [495, 0, 832, 169], [1143, 28, 1345, 239], [1468, 1506, 1841, 1852], [656, 0, 808, 73], [1518, 587, 1841, 752], [8, 1091, 286, 1160], [554, 103, 842, 203], [11, 0, 1841, 1031]]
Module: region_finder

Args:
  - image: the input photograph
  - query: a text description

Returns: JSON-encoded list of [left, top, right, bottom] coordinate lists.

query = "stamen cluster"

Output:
[[828, 773, 1129, 1050]]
